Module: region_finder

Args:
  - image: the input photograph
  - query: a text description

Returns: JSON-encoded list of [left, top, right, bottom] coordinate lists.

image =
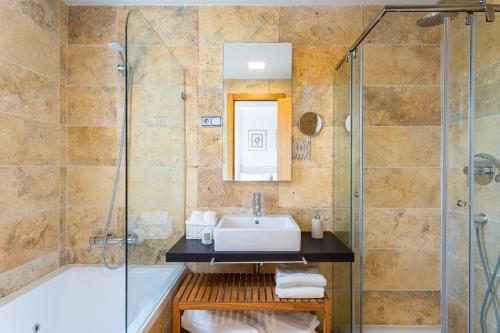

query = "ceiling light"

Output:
[[248, 62, 265, 70]]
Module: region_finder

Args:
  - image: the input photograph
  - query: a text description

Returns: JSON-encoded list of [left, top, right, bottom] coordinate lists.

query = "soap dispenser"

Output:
[[311, 210, 323, 239]]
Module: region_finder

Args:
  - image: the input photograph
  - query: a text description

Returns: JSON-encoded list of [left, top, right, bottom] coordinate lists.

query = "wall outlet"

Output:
[[201, 116, 212, 127], [201, 116, 222, 127]]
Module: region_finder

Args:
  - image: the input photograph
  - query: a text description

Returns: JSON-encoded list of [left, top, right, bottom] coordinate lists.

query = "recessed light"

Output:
[[248, 61, 266, 70]]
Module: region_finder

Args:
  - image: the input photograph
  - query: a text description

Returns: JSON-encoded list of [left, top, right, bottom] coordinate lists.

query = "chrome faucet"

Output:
[[87, 232, 138, 252], [253, 192, 263, 217]]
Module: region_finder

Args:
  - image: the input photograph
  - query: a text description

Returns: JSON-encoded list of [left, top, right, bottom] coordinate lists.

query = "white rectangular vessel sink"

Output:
[[214, 215, 301, 252]]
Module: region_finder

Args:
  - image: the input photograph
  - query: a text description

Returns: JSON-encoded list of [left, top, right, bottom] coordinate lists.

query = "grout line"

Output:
[[0, 110, 59, 125], [0, 54, 59, 83], [0, 164, 59, 168], [0, 208, 61, 225]]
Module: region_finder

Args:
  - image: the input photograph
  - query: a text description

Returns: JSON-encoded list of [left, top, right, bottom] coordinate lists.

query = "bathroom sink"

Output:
[[214, 215, 301, 252]]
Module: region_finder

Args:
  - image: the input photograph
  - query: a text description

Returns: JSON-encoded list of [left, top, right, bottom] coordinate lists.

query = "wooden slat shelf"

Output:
[[173, 273, 331, 333]]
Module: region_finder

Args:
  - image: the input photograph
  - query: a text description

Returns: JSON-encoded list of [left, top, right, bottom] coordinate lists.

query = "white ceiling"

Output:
[[64, 0, 438, 6]]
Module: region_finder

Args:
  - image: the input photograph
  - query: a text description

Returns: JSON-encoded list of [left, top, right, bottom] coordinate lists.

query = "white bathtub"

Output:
[[0, 264, 185, 333]]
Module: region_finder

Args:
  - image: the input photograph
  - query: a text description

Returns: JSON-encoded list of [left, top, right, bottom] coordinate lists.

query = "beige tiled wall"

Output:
[[0, 4, 449, 329], [361, 10, 442, 326], [107, 6, 362, 298], [64, 5, 124, 264], [0, 0, 66, 298]]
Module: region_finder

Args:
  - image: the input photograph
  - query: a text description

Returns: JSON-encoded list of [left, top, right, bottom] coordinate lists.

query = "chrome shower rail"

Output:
[[335, 3, 500, 70]]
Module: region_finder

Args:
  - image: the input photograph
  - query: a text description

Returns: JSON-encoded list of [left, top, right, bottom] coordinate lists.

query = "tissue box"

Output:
[[186, 219, 217, 239]]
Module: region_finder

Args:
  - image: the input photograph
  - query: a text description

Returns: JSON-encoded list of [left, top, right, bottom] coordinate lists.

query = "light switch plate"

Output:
[[211, 116, 222, 126]]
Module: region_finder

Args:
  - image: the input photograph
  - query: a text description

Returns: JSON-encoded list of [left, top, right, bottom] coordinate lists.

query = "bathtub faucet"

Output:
[[88, 233, 139, 252]]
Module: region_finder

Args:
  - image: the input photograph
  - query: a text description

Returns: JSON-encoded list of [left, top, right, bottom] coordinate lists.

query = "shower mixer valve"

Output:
[[87, 233, 139, 252]]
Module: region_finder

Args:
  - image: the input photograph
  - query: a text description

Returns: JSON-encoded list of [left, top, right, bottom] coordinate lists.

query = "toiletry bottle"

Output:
[[311, 210, 323, 239]]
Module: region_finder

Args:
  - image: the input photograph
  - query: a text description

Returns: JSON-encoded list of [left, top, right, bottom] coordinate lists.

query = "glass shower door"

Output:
[[125, 9, 186, 332], [332, 54, 353, 333], [332, 48, 362, 333], [471, 14, 500, 333], [445, 13, 471, 333], [350, 48, 362, 333]]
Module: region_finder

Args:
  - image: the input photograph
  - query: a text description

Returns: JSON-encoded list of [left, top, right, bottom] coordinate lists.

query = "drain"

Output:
[[33, 323, 41, 332]]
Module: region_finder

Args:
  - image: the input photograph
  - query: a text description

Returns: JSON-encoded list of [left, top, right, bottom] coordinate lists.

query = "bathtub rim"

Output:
[[136, 265, 187, 333], [0, 264, 72, 307], [0, 263, 187, 331]]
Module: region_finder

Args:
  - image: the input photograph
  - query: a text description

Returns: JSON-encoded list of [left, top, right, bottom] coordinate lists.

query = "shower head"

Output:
[[417, 11, 458, 27], [107, 41, 126, 75], [107, 41, 124, 53]]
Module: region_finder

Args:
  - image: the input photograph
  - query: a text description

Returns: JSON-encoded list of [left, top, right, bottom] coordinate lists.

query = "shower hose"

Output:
[[100, 100, 126, 270], [475, 221, 500, 333], [100, 63, 132, 270]]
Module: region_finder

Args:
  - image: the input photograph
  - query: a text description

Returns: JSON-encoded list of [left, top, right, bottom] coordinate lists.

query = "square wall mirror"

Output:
[[222, 43, 293, 182]]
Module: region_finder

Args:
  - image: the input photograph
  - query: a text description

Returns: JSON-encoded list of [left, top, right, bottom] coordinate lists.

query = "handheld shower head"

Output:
[[107, 41, 124, 53], [107, 41, 126, 75]]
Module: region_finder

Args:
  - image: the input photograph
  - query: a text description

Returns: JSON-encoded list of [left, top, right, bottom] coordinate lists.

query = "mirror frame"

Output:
[[226, 93, 292, 181]]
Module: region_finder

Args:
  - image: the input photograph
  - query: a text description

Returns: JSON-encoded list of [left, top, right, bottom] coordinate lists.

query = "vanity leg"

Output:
[[323, 297, 332, 333], [173, 303, 181, 333]]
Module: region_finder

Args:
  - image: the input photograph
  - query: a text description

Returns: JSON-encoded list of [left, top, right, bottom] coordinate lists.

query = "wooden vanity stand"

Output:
[[173, 272, 331, 333]]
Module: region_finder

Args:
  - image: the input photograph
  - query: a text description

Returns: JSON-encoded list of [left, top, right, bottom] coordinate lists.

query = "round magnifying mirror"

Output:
[[298, 112, 323, 136]]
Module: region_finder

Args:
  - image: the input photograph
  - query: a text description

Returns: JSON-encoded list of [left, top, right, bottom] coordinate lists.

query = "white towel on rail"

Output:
[[181, 310, 319, 333], [275, 265, 327, 288], [275, 286, 324, 299]]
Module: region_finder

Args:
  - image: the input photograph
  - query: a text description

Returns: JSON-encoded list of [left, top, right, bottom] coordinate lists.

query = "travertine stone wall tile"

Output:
[[363, 290, 441, 325], [67, 46, 116, 85], [364, 168, 440, 208], [67, 86, 116, 126], [0, 210, 59, 273], [364, 249, 440, 290], [279, 6, 361, 46], [364, 127, 441, 167], [199, 6, 279, 45], [364, 208, 440, 250], [0, 59, 59, 123], [68, 6, 117, 44], [363, 86, 441, 126], [68, 126, 117, 166]]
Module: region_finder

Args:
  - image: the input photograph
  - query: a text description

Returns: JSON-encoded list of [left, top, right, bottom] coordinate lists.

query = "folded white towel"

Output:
[[275, 265, 327, 288], [181, 310, 319, 333], [275, 286, 324, 299]]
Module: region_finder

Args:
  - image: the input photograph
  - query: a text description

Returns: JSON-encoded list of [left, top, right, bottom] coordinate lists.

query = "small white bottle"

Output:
[[311, 210, 323, 239]]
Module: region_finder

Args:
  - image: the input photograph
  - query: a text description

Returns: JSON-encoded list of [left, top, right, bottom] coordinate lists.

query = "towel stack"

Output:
[[275, 265, 327, 299], [181, 310, 319, 333]]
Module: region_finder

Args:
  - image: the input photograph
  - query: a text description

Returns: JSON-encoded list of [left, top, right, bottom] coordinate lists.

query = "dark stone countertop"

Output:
[[165, 232, 354, 263]]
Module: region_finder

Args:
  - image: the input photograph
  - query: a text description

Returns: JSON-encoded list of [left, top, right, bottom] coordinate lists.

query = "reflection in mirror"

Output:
[[299, 112, 323, 136], [234, 101, 277, 181], [223, 43, 293, 182]]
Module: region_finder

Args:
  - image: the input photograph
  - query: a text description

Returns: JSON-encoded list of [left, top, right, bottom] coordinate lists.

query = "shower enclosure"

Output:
[[125, 9, 186, 331], [333, 4, 500, 333]]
